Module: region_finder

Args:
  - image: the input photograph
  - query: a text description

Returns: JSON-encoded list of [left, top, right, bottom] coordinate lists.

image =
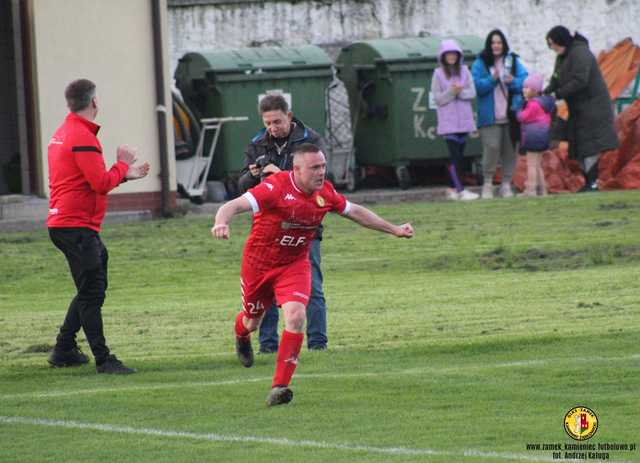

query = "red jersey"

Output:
[[242, 171, 350, 272], [47, 113, 129, 232]]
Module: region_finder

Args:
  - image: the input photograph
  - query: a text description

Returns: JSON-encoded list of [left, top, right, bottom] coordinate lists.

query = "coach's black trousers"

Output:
[[49, 228, 110, 364]]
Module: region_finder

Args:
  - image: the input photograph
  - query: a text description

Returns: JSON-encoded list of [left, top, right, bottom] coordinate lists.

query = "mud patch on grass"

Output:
[[479, 245, 640, 271], [22, 343, 53, 354], [480, 327, 505, 335], [593, 218, 629, 228], [597, 201, 636, 211], [478, 246, 510, 270], [577, 302, 603, 309], [0, 236, 35, 244]]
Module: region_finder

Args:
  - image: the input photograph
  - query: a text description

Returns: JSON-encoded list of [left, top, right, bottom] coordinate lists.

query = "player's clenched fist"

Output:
[[211, 224, 230, 240], [395, 223, 414, 238]]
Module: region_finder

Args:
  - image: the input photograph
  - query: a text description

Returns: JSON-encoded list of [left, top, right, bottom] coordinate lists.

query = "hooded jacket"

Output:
[[471, 52, 528, 128], [517, 95, 556, 151], [430, 39, 477, 135], [544, 33, 618, 160]]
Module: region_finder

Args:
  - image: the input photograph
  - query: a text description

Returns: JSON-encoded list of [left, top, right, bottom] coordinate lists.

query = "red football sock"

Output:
[[235, 311, 250, 339], [272, 330, 304, 387]]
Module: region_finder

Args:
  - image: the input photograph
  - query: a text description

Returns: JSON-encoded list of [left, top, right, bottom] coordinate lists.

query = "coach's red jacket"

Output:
[[47, 112, 129, 232]]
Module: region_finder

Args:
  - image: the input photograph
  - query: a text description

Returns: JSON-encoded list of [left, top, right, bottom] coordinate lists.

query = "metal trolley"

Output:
[[175, 116, 248, 202]]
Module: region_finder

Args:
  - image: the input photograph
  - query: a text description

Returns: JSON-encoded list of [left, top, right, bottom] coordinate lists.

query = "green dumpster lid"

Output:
[[176, 45, 332, 81], [338, 35, 484, 64]]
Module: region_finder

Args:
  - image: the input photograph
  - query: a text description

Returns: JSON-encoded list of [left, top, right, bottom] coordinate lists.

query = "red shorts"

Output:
[[240, 258, 311, 319]]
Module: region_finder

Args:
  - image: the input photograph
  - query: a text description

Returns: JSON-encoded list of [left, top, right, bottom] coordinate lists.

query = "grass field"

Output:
[[1, 191, 639, 462]]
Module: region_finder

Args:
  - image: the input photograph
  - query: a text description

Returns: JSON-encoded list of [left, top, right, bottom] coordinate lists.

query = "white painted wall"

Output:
[[168, 0, 640, 84], [32, 0, 175, 197]]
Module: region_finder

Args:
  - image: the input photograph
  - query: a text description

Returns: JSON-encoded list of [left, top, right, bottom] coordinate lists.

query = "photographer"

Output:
[[238, 94, 329, 352]]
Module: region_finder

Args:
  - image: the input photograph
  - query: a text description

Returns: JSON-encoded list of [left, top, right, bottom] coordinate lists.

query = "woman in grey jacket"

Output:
[[544, 26, 619, 191]]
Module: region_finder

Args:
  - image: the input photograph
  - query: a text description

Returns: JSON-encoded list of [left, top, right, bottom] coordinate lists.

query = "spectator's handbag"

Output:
[[500, 84, 521, 147]]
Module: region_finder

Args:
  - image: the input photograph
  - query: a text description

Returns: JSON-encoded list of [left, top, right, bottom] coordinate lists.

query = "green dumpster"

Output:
[[336, 36, 483, 188], [175, 45, 333, 180]]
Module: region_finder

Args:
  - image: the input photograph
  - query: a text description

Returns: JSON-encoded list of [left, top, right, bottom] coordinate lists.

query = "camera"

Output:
[[254, 154, 276, 179], [255, 155, 271, 169]]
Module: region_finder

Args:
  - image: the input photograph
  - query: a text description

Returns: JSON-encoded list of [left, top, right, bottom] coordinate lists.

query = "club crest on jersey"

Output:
[[316, 195, 325, 207]]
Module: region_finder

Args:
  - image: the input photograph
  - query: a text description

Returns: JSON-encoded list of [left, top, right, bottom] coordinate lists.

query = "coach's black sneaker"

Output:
[[236, 337, 254, 367], [266, 386, 293, 407], [96, 355, 136, 374], [47, 347, 89, 367]]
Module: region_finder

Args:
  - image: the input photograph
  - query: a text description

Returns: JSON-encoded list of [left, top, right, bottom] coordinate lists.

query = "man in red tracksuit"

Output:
[[46, 79, 150, 374]]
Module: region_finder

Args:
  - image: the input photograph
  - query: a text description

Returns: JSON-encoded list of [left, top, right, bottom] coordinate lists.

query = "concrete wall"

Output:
[[168, 0, 640, 83], [31, 0, 175, 200]]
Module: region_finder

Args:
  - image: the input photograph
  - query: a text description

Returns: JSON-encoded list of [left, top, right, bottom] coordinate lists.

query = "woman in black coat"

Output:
[[544, 26, 619, 191]]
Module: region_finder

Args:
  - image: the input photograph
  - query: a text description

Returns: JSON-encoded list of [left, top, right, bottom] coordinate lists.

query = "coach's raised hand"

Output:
[[116, 144, 137, 166], [126, 161, 150, 180]]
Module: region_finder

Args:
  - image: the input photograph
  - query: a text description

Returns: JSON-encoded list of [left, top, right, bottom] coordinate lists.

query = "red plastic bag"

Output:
[[599, 99, 640, 190], [513, 143, 585, 193]]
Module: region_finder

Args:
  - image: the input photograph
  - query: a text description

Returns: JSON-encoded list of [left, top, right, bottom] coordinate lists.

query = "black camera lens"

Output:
[[255, 155, 268, 169]]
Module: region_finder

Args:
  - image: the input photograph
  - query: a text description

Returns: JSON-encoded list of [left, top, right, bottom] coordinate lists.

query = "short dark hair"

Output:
[[65, 79, 96, 112], [292, 142, 321, 157], [546, 26, 574, 47], [479, 29, 510, 67], [259, 94, 289, 114]]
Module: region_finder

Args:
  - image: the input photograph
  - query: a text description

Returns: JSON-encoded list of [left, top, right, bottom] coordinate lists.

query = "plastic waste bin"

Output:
[[175, 45, 333, 180], [336, 36, 483, 188]]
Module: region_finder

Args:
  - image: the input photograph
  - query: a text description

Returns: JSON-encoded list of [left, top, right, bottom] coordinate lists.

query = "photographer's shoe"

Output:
[[259, 345, 277, 354]]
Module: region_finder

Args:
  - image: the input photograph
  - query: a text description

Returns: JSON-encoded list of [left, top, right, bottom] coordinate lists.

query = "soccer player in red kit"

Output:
[[212, 143, 413, 406]]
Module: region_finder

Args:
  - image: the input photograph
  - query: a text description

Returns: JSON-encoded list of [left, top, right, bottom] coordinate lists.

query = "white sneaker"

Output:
[[500, 183, 514, 198], [459, 189, 479, 201], [446, 188, 460, 200], [481, 183, 494, 199]]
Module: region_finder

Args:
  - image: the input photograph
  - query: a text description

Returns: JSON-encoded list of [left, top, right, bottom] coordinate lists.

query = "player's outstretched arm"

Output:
[[344, 203, 413, 238], [211, 196, 252, 239]]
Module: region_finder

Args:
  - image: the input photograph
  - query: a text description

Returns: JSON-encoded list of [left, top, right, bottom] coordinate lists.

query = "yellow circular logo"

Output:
[[316, 195, 325, 207], [564, 406, 598, 441]]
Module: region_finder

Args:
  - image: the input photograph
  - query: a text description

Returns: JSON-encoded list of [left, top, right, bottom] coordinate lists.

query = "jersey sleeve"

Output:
[[325, 181, 351, 215], [242, 178, 280, 213], [71, 132, 128, 195]]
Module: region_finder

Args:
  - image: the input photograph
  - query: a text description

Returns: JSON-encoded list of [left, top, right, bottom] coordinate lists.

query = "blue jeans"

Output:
[[259, 238, 327, 350]]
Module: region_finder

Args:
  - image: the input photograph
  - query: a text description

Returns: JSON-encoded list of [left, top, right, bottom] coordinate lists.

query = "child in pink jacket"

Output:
[[516, 74, 556, 196]]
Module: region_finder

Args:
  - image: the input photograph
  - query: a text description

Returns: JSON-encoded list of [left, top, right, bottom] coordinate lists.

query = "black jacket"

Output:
[[544, 34, 619, 160], [238, 118, 327, 240], [237, 118, 327, 193]]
